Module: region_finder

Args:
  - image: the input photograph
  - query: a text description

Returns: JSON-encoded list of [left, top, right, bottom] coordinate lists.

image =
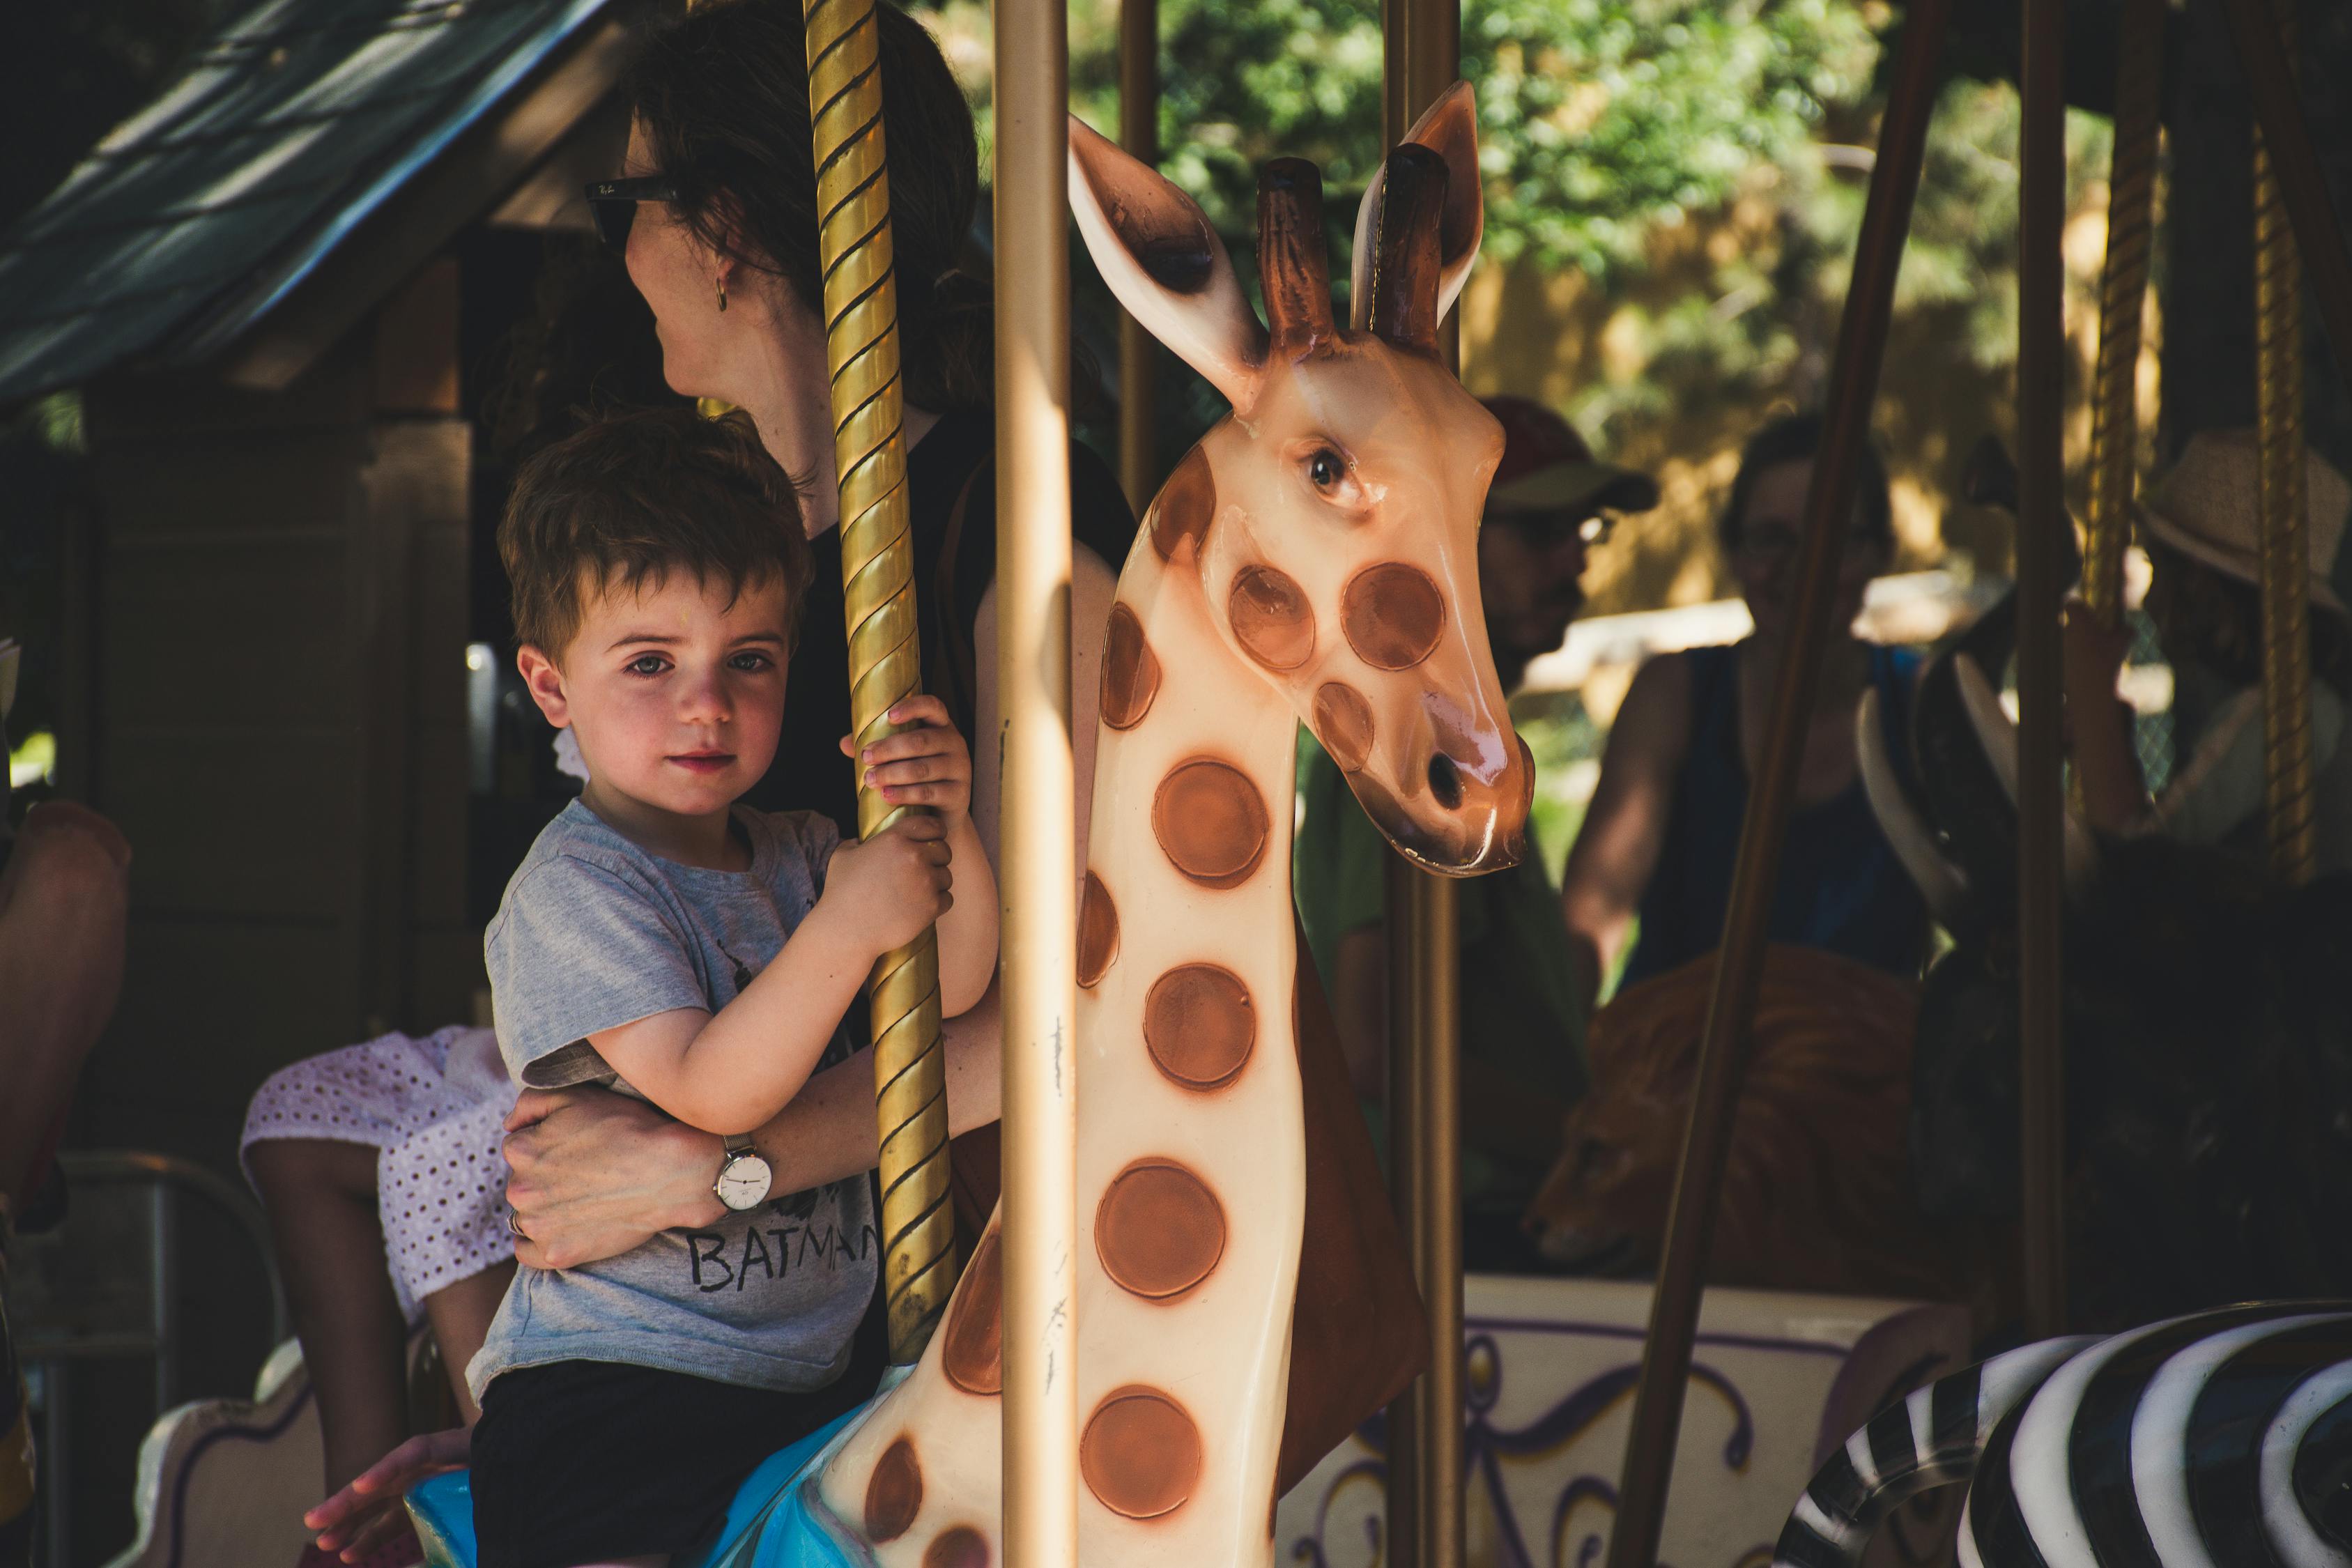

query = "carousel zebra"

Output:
[[1774, 1303, 2352, 1568]]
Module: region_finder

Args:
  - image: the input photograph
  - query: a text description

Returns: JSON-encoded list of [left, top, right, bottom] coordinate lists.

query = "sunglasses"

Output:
[[583, 176, 680, 254]]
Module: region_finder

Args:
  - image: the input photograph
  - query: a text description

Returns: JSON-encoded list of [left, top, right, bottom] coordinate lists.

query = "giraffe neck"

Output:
[[810, 478, 1309, 1568], [1061, 528, 1307, 1564]]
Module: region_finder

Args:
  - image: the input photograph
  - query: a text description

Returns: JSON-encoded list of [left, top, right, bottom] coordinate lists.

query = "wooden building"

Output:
[[0, 0, 640, 1174]]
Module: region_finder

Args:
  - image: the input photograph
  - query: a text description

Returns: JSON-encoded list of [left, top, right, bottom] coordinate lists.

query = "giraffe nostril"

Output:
[[1427, 753, 1463, 809]]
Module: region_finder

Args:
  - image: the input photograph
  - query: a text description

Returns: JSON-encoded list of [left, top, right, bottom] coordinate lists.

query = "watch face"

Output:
[[716, 1153, 773, 1212]]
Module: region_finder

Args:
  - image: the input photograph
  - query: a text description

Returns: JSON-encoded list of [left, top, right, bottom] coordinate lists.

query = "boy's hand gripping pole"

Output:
[[804, 0, 958, 1365]]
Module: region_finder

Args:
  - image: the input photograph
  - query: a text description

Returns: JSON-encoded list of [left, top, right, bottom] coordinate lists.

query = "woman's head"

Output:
[[618, 0, 985, 410], [1717, 412, 1896, 643], [2144, 542, 2352, 695]]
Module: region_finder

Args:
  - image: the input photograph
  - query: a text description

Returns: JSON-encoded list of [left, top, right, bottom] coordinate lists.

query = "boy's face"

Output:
[[521, 569, 793, 822]]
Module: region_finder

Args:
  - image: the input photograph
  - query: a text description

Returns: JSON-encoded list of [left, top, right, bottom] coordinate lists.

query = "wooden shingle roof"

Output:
[[0, 0, 622, 402]]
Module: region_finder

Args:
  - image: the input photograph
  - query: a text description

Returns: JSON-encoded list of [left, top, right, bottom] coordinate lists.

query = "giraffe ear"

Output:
[[1068, 114, 1268, 410], [1349, 81, 1483, 331]]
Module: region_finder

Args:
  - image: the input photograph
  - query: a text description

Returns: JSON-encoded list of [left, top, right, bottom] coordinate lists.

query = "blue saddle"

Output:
[[406, 1401, 872, 1568]]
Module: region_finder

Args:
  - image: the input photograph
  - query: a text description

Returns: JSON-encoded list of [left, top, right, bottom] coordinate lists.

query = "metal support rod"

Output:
[[151, 1184, 176, 1412], [2252, 0, 2317, 886], [2082, 0, 2166, 624], [1381, 0, 1461, 1562], [1601, 3, 1951, 1561], [1116, 0, 1160, 512], [994, 0, 1078, 1557], [803, 0, 958, 1365], [2221, 0, 2352, 392], [2017, 0, 2070, 1339], [1381, 861, 1422, 1568]]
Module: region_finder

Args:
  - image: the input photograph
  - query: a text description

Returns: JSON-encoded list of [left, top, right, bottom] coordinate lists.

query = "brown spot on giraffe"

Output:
[[1142, 964, 1255, 1089], [1151, 445, 1216, 564], [1095, 1159, 1226, 1300], [941, 1227, 1001, 1397], [1228, 565, 1316, 671], [1080, 1387, 1204, 1519], [1312, 682, 1375, 772], [1152, 759, 1269, 889], [921, 1525, 990, 1568], [1342, 562, 1446, 670], [1077, 872, 1119, 988], [1100, 603, 1161, 730], [863, 1438, 923, 1542]]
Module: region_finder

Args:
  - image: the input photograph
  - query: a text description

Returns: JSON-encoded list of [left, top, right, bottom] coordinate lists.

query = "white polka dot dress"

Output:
[[240, 1026, 518, 1321]]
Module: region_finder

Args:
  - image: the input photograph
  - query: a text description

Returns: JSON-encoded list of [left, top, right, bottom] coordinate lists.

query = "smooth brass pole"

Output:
[[803, 0, 956, 1366], [2081, 0, 2165, 625], [1602, 1, 1950, 1561], [2252, 0, 2317, 886], [1380, 0, 1460, 1562], [1116, 0, 1160, 512], [2016, 0, 2070, 1341], [994, 0, 1078, 1558]]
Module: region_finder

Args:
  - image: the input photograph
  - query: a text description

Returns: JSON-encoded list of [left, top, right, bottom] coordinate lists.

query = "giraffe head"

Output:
[[1070, 86, 1530, 874]]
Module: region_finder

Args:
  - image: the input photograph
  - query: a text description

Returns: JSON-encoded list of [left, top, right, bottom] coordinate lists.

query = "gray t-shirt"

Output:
[[468, 799, 877, 1401]]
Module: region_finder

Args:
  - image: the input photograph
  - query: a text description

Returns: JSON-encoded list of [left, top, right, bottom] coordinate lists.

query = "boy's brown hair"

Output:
[[499, 407, 812, 659]]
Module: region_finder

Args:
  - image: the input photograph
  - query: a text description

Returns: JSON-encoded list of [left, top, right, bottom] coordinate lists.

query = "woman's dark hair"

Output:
[[625, 0, 990, 412], [2146, 541, 2352, 698], [1715, 410, 1896, 558]]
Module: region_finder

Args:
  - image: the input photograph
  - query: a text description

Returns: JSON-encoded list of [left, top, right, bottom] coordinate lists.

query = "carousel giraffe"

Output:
[[807, 84, 1530, 1568]]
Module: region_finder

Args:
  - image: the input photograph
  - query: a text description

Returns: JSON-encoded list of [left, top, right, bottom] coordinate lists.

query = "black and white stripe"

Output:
[[1774, 1304, 2352, 1568]]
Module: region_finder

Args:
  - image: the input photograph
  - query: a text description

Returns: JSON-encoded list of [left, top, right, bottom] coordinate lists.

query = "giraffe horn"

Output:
[[1258, 158, 1335, 352], [1362, 143, 1447, 352]]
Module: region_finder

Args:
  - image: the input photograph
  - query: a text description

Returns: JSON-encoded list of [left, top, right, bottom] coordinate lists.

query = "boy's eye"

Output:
[[626, 654, 669, 677], [728, 651, 774, 672]]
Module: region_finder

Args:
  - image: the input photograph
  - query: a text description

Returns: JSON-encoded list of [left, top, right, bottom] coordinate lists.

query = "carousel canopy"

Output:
[[0, 0, 622, 403]]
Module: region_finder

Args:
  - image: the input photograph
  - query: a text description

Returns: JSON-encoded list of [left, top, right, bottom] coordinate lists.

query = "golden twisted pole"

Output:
[[803, 0, 958, 1363], [2252, 0, 2317, 886], [2081, 0, 2165, 625]]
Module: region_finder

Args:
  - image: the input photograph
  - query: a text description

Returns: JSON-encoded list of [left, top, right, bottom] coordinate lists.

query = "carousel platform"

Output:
[[103, 1275, 1962, 1568]]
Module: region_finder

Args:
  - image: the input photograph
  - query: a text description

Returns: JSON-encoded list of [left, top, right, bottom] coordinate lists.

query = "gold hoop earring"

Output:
[[716, 277, 728, 313]]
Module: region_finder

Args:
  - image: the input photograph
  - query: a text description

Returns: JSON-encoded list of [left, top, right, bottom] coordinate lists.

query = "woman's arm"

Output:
[[1558, 653, 1693, 1012], [2062, 599, 2149, 832], [972, 543, 1118, 882], [502, 979, 1004, 1268]]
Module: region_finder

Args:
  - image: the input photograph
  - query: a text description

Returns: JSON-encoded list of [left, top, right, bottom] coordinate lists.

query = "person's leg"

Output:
[[419, 1260, 515, 1424], [0, 804, 130, 1210], [247, 1139, 408, 1491]]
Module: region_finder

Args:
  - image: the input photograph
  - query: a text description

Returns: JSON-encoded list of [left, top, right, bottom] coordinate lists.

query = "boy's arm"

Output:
[[590, 897, 877, 1135], [935, 813, 999, 1016]]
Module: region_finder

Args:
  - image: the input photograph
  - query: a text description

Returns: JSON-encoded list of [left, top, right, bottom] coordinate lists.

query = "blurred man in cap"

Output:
[[1292, 395, 1659, 1273], [1475, 395, 1660, 690]]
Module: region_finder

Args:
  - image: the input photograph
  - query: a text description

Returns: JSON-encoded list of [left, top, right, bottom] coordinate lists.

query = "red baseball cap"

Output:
[[1482, 395, 1659, 516]]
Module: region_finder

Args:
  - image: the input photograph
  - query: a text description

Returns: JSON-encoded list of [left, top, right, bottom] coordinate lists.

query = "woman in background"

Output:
[[1558, 412, 1928, 1008]]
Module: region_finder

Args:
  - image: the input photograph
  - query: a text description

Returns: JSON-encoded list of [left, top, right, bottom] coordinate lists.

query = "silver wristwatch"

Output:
[[713, 1132, 774, 1213]]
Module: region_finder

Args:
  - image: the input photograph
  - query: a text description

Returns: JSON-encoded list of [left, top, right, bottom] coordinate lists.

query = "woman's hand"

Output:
[[2062, 596, 2133, 705], [840, 695, 976, 837], [305, 1429, 470, 1562], [501, 1087, 723, 1268]]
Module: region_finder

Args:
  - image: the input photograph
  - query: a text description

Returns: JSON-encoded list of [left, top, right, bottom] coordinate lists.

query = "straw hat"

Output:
[[2135, 428, 2351, 615]]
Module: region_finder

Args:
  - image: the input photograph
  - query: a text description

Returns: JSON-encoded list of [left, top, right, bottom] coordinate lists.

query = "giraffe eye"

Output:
[[1307, 449, 1344, 490]]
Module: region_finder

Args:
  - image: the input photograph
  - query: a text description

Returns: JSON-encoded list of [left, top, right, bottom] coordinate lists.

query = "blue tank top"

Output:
[[1620, 641, 1928, 987]]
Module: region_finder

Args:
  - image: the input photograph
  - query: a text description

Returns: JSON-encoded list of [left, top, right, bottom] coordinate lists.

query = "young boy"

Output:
[[466, 408, 997, 1568]]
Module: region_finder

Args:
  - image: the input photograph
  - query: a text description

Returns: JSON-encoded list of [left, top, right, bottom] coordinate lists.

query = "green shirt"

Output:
[[1291, 730, 1589, 1210]]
